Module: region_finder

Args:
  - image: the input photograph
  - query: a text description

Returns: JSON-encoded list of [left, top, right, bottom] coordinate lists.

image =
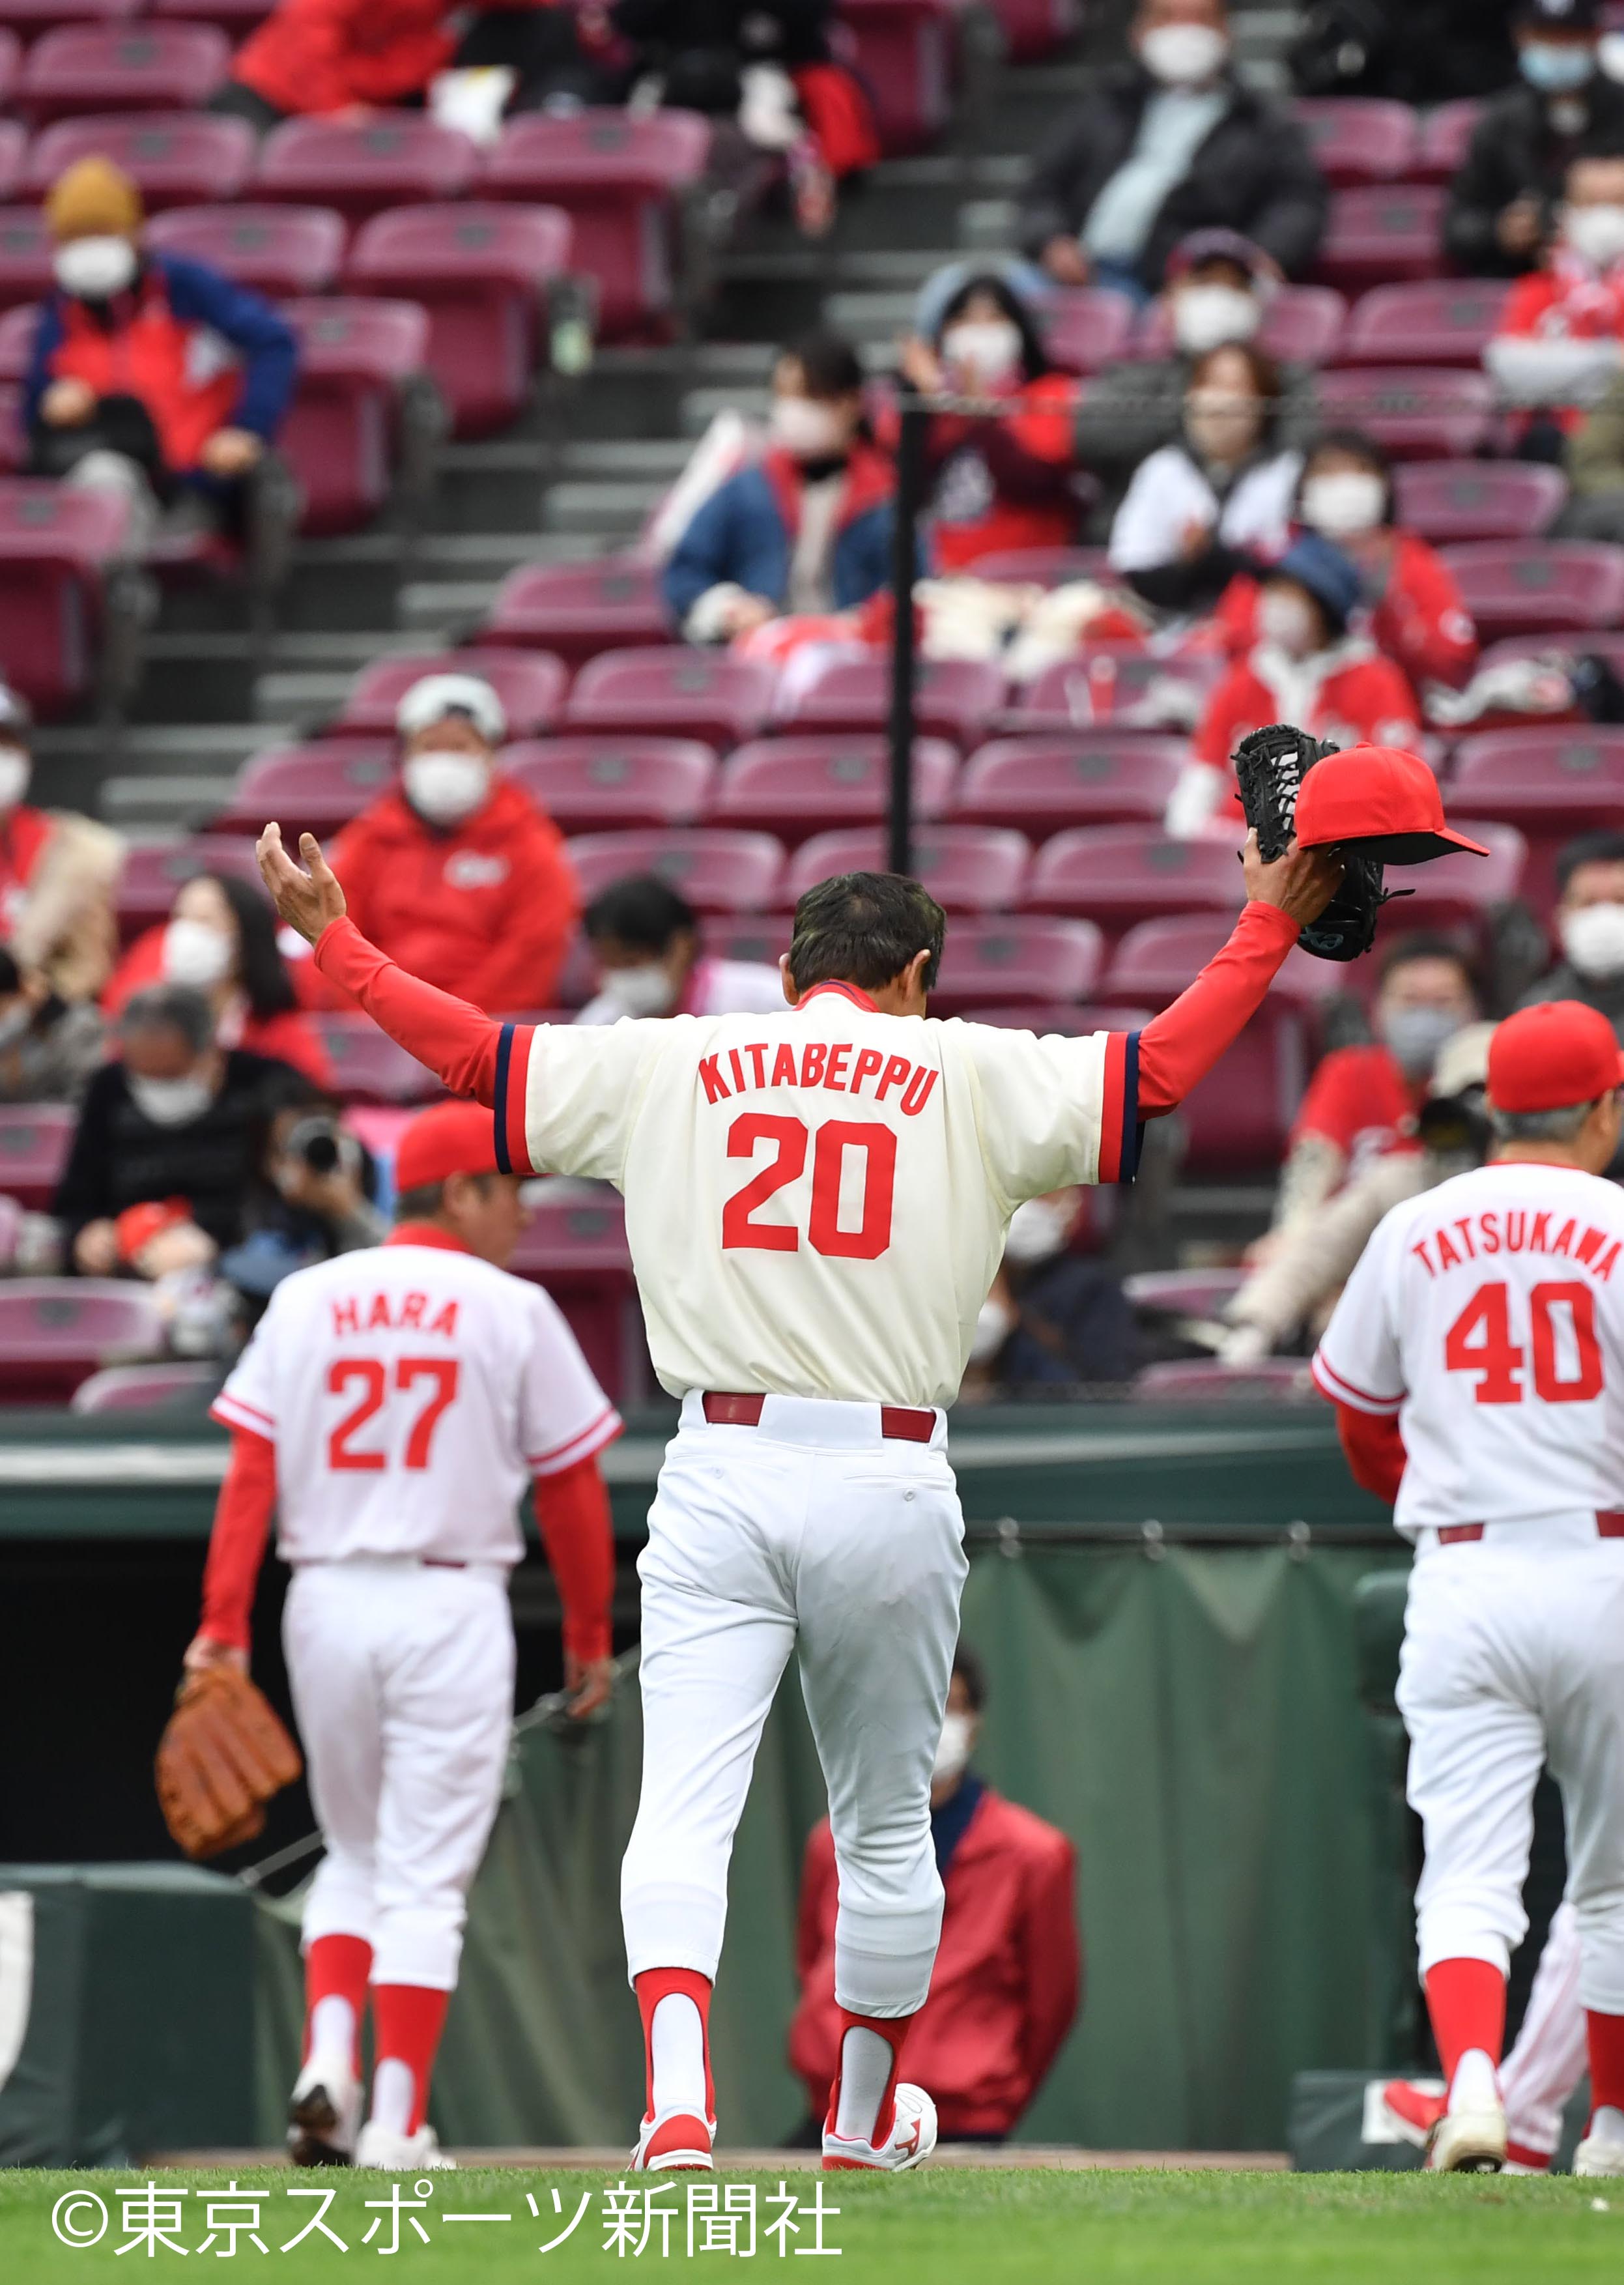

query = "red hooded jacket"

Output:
[[1214, 530, 1477, 699], [233, 0, 458, 115]]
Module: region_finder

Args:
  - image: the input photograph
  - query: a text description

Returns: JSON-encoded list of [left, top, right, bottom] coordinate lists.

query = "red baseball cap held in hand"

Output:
[[1489, 1000, 1624, 1116], [1293, 744, 1492, 865], [395, 1101, 501, 1191]]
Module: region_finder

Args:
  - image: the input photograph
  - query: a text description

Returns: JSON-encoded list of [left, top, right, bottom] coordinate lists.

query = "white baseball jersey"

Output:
[[489, 982, 1138, 1405], [212, 1232, 621, 1564], [1313, 1160, 1624, 1535]]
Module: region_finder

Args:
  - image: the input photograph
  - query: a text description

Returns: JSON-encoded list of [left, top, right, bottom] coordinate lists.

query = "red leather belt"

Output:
[[701, 1390, 936, 1443], [1438, 1514, 1624, 1545]]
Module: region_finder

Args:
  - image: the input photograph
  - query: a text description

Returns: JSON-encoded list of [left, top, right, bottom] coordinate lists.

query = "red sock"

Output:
[[302, 1934, 372, 2073], [1425, 1958, 1507, 2084], [1586, 2009, 1624, 2119], [371, 1985, 450, 2135], [827, 2009, 914, 2151], [634, 1968, 714, 2123]]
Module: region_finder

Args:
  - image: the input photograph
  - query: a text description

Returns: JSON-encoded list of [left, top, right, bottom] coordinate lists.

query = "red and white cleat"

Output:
[[631, 2112, 715, 2173], [822, 2084, 937, 2172], [1381, 2078, 1446, 2148]]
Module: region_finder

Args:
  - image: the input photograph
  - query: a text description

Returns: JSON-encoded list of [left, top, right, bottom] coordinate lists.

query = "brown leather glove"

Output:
[[155, 1665, 302, 1860]]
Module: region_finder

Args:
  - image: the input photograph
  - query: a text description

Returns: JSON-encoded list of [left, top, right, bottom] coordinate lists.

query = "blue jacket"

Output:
[[662, 446, 897, 629]]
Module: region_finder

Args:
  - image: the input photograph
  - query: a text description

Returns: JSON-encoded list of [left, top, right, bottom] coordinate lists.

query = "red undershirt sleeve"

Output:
[[1135, 902, 1300, 1117], [313, 915, 510, 1106], [1333, 1398, 1408, 1506], [199, 1427, 278, 1652], [532, 1452, 615, 1665]]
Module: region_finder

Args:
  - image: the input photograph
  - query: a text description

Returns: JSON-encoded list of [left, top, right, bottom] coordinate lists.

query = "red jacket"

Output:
[[233, 0, 457, 114], [788, 1783, 1080, 2138], [324, 776, 578, 1016], [1215, 531, 1477, 698], [917, 374, 1082, 575], [1290, 1040, 1420, 1175], [1191, 642, 1421, 826]]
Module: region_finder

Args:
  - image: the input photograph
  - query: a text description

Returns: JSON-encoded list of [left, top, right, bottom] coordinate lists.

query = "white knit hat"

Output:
[[395, 671, 506, 744]]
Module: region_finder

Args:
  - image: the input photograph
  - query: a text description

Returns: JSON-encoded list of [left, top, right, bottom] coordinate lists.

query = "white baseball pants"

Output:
[[621, 1392, 968, 2019], [1501, 1901, 1587, 2157], [1398, 1519, 1624, 2013], [283, 1559, 515, 1990]]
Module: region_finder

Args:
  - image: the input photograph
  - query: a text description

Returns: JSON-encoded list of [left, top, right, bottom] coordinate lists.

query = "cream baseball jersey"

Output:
[[488, 982, 1138, 1406], [212, 1233, 621, 1564], [1313, 1161, 1624, 1534]]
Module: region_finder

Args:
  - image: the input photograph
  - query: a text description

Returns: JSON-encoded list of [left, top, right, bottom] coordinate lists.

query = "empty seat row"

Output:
[[1047, 280, 1525, 379]]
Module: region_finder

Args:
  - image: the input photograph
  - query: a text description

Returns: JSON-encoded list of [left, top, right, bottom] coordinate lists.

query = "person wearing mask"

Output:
[[0, 943, 104, 1106], [0, 688, 122, 1005], [1075, 229, 1321, 510], [575, 874, 786, 1025], [662, 330, 894, 642], [789, 1644, 1079, 2145], [1485, 154, 1624, 462], [1016, 0, 1326, 300], [1169, 533, 1421, 837], [220, 1095, 386, 1310], [895, 273, 1083, 573], [319, 672, 578, 1017], [27, 158, 296, 549], [1518, 830, 1624, 1034], [1445, 0, 1624, 281], [960, 1188, 1142, 1394]]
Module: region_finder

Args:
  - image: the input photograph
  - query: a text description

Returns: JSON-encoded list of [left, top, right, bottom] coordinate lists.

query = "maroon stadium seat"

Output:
[[501, 736, 715, 831], [20, 22, 229, 122], [145, 203, 347, 298], [480, 555, 669, 666], [507, 1185, 646, 1405], [0, 122, 25, 208], [279, 298, 431, 536], [1006, 648, 1223, 732], [1393, 459, 1568, 544], [70, 1359, 220, 1413], [257, 116, 479, 222], [1133, 1357, 1317, 1401], [25, 111, 254, 208], [954, 735, 1184, 833], [0, 303, 39, 381], [966, 545, 1110, 586], [1450, 727, 1624, 912], [313, 1011, 439, 1104], [214, 738, 396, 841], [711, 734, 956, 840], [1316, 367, 1496, 459], [150, 0, 272, 27], [1103, 910, 1342, 1015], [0, 1102, 74, 1209], [1022, 826, 1243, 933], [1135, 283, 1348, 365], [564, 827, 786, 912], [0, 382, 23, 473], [1040, 289, 1137, 377], [697, 913, 794, 968], [483, 111, 711, 339], [345, 203, 572, 438], [116, 834, 263, 939], [0, 207, 54, 316], [0, 0, 137, 22], [775, 657, 1004, 749], [0, 29, 19, 108], [1313, 185, 1447, 291], [1292, 97, 1418, 186], [786, 825, 1030, 912], [1182, 1000, 1311, 1177], [928, 915, 1103, 1014], [1437, 542, 1624, 640], [984, 0, 1077, 63], [1387, 819, 1526, 932], [332, 648, 567, 741], [1123, 1265, 1247, 1317], [0, 1278, 164, 1403], [565, 648, 776, 748], [836, 0, 958, 153], [0, 477, 133, 714], [1414, 99, 1481, 186], [1341, 280, 1510, 368]]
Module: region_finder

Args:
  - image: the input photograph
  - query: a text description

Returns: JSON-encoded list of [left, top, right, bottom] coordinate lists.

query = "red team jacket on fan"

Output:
[[913, 375, 1082, 575], [233, 0, 457, 113], [1190, 642, 1422, 826], [1214, 531, 1478, 699], [1289, 1041, 1421, 1182]]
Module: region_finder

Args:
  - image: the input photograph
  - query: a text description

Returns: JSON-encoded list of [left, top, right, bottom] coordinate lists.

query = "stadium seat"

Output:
[[564, 648, 777, 749], [786, 825, 1030, 911], [0, 476, 133, 715], [480, 556, 669, 666], [0, 382, 23, 473], [774, 657, 1005, 749], [25, 111, 254, 208], [115, 833, 262, 939], [1021, 826, 1244, 932], [1414, 99, 1481, 186], [1104, 911, 1341, 1015], [331, 649, 567, 742], [344, 203, 572, 439], [214, 738, 395, 840], [1123, 1266, 1247, 1317], [257, 116, 479, 222], [1385, 818, 1526, 932], [711, 734, 956, 839], [145, 203, 346, 298], [836, 0, 959, 153], [1292, 98, 1418, 186], [0, 206, 54, 315], [697, 913, 793, 968], [0, 1278, 164, 1403], [1450, 728, 1624, 912], [483, 111, 712, 339], [1438, 541, 1624, 640], [563, 827, 786, 912], [70, 1359, 218, 1413], [0, 302, 36, 384], [928, 915, 1104, 1015], [1315, 367, 1496, 459], [1135, 283, 1348, 365], [1393, 460, 1569, 544], [278, 298, 431, 537], [967, 545, 1110, 586], [0, 1101, 74, 1209], [1313, 185, 1447, 291], [500, 736, 716, 831], [1182, 999, 1311, 1177], [953, 735, 1185, 833], [983, 0, 1078, 63], [1340, 280, 1510, 368], [0, 29, 19, 109], [1040, 289, 1137, 377], [507, 1185, 646, 1404], [150, 0, 272, 27], [311, 1011, 439, 1104], [1005, 648, 1223, 732], [1132, 1357, 1316, 1401], [20, 22, 229, 122]]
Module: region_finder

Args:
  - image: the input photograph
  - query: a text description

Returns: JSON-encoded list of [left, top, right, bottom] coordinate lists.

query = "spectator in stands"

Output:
[[663, 330, 894, 642], [27, 159, 296, 550], [1558, 363, 1624, 536], [1016, 0, 1327, 299], [1075, 228, 1321, 508], [1214, 428, 1479, 698], [1445, 0, 1624, 280], [896, 272, 1083, 573], [104, 871, 332, 1089], [56, 984, 315, 1272], [960, 1188, 1142, 1394], [1108, 341, 1300, 619], [325, 671, 578, 1014], [789, 1643, 1079, 2144], [1169, 534, 1421, 835], [219, 1097, 386, 1306], [1290, 0, 1517, 108], [575, 874, 785, 1024], [0, 686, 122, 1004], [0, 945, 104, 1106], [1486, 154, 1624, 459], [1517, 829, 1624, 1033]]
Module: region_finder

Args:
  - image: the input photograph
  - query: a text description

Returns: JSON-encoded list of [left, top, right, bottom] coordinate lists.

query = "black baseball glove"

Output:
[[1232, 723, 1391, 962]]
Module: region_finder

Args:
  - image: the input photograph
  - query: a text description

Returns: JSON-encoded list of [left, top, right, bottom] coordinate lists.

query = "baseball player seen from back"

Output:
[[258, 809, 1348, 2175], [184, 1099, 621, 2172], [1315, 999, 1624, 2177]]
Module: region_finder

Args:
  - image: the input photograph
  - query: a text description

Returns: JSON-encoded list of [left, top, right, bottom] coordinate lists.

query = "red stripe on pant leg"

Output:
[[634, 1967, 714, 2123], [303, 1933, 372, 2073], [371, 1985, 450, 2135], [1425, 1958, 1507, 2082]]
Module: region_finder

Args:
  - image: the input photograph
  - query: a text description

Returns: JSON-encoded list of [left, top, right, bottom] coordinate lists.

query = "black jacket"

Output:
[[1445, 79, 1624, 278], [1016, 64, 1329, 289]]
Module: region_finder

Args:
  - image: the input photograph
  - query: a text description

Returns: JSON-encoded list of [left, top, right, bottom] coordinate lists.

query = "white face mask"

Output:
[[0, 745, 27, 812], [769, 394, 849, 460], [941, 319, 1024, 386], [163, 917, 233, 991], [604, 962, 677, 1018], [401, 749, 491, 827], [54, 235, 137, 300], [1300, 470, 1387, 539], [1378, 1003, 1460, 1078], [1565, 203, 1624, 270], [932, 1710, 975, 1788], [1140, 21, 1229, 84], [969, 1291, 1016, 1362], [1004, 1195, 1074, 1265], [128, 1070, 214, 1127], [1173, 283, 1259, 355], [1561, 900, 1624, 979], [1258, 586, 1320, 657]]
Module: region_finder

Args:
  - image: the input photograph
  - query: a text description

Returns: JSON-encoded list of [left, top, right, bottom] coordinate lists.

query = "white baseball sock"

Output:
[[651, 1995, 708, 2120], [370, 2057, 416, 2136], [834, 2026, 896, 2144], [306, 1996, 355, 2078]]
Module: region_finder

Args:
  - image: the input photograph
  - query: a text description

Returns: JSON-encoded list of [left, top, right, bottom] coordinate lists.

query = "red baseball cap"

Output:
[[395, 1101, 501, 1192], [1292, 744, 1491, 865], [1489, 1000, 1624, 1115]]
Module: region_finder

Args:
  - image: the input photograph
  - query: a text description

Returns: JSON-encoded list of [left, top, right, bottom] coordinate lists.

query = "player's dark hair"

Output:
[[1377, 930, 1477, 995], [952, 1641, 988, 1712], [787, 872, 947, 995], [1556, 829, 1624, 898], [584, 873, 699, 953], [394, 1173, 498, 1223], [120, 983, 214, 1056]]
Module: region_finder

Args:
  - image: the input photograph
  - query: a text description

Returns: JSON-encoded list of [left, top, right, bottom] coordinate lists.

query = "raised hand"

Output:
[[257, 823, 347, 947], [1240, 828, 1345, 927]]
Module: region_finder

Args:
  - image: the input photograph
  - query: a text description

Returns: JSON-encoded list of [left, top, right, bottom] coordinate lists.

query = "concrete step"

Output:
[[680, 385, 772, 435], [958, 197, 1018, 253], [253, 669, 360, 723], [540, 480, 663, 539], [398, 579, 501, 635], [556, 438, 693, 480], [822, 290, 917, 347], [100, 772, 241, 828]]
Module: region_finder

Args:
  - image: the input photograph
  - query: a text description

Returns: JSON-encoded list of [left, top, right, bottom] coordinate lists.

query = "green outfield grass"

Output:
[[1, 2167, 1621, 2284]]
